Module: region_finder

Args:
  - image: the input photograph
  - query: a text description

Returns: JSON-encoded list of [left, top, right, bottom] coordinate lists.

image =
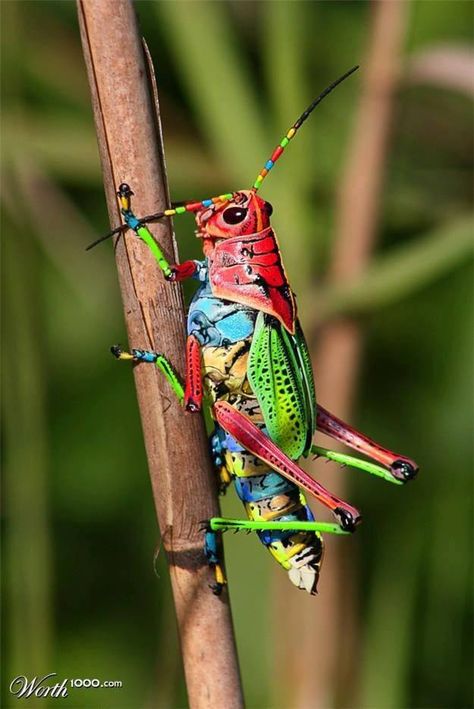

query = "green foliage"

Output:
[[2, 1, 472, 707]]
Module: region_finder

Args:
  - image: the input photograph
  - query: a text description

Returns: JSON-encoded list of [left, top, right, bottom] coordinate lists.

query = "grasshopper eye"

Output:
[[223, 207, 248, 224]]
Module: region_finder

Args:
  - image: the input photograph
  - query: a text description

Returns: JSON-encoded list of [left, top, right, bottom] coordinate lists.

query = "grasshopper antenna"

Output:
[[85, 223, 129, 251], [86, 184, 137, 251], [87, 68, 359, 251], [251, 65, 359, 192], [85, 184, 170, 251], [86, 184, 237, 251]]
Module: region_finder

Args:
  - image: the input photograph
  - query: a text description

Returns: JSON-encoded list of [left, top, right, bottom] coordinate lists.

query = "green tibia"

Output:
[[209, 517, 349, 535], [310, 445, 402, 485], [154, 354, 184, 404], [137, 225, 173, 279], [116, 348, 184, 404]]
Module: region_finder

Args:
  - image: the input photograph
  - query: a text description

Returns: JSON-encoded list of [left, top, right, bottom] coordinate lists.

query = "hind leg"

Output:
[[208, 518, 348, 535], [202, 517, 347, 596], [213, 400, 361, 531], [310, 445, 403, 484], [316, 406, 418, 482]]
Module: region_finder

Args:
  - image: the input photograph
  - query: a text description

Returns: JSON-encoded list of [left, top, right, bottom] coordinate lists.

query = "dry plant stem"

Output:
[[274, 2, 408, 708], [77, 2, 243, 707]]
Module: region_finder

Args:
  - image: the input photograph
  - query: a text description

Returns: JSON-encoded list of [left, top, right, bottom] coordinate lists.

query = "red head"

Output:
[[88, 68, 358, 254], [195, 190, 273, 240]]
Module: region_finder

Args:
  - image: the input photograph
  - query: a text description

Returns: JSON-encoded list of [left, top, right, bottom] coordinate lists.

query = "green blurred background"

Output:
[[2, 1, 473, 707]]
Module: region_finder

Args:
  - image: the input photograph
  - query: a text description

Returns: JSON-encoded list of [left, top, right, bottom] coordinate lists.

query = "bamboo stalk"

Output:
[[77, 2, 243, 707]]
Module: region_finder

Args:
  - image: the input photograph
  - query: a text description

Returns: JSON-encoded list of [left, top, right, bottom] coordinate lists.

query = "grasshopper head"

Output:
[[196, 190, 273, 240]]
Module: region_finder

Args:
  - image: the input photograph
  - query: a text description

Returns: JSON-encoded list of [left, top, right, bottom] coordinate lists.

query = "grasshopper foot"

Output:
[[111, 344, 124, 358], [334, 507, 361, 533], [110, 344, 135, 360], [390, 459, 419, 483], [209, 564, 227, 595]]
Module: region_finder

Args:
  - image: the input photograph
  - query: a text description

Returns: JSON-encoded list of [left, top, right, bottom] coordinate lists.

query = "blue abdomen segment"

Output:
[[236, 472, 314, 547], [188, 278, 257, 347], [218, 423, 315, 550], [257, 506, 316, 546], [234, 472, 295, 503]]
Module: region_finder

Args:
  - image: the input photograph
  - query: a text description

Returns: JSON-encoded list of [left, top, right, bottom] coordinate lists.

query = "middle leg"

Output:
[[111, 333, 204, 413]]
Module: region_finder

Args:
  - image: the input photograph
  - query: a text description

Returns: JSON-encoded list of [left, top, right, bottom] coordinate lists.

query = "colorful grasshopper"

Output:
[[89, 67, 418, 595]]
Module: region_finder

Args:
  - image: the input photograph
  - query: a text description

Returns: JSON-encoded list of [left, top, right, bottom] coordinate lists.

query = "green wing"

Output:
[[248, 312, 317, 459]]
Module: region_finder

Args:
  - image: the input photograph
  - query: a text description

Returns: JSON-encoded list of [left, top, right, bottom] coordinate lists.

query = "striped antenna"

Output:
[[87, 69, 359, 252], [86, 187, 235, 251], [116, 183, 235, 223], [140, 193, 235, 221], [251, 65, 359, 192]]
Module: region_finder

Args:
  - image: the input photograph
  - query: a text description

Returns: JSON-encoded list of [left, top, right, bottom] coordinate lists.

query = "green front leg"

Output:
[[111, 346, 184, 404], [135, 225, 173, 279], [116, 183, 173, 279]]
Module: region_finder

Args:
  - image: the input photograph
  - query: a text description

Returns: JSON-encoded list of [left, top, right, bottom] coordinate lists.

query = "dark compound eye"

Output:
[[222, 207, 248, 224], [264, 201, 273, 216]]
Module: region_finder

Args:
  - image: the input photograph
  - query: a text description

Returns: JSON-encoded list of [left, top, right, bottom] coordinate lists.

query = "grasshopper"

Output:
[[89, 67, 418, 595]]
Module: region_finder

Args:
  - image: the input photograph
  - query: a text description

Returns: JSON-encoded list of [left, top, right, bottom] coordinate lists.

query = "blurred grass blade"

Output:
[[359, 529, 422, 709], [2, 114, 100, 183], [3, 113, 222, 191], [259, 1, 316, 285], [3, 192, 53, 686], [261, 0, 309, 192], [10, 162, 115, 315], [407, 46, 474, 96], [305, 215, 474, 326], [153, 1, 266, 185]]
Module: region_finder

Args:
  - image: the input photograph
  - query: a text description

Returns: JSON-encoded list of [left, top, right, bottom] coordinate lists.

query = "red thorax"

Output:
[[195, 190, 296, 334]]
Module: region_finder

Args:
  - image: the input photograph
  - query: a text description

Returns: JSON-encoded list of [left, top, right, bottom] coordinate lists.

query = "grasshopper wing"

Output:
[[248, 312, 316, 459]]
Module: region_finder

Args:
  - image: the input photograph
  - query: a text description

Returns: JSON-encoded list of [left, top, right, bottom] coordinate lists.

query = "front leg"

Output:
[[166, 260, 203, 283], [316, 406, 418, 483], [117, 183, 206, 285]]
